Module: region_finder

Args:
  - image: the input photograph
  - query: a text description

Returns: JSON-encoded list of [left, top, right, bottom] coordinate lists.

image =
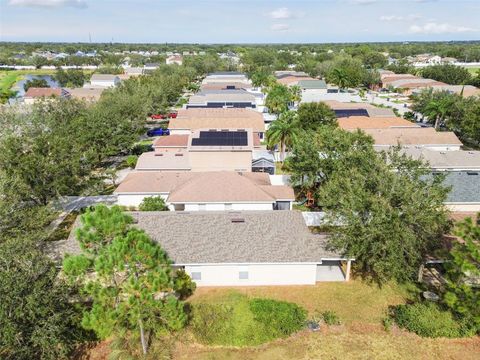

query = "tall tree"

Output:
[[296, 102, 337, 131], [63, 207, 190, 355], [266, 111, 300, 162], [318, 147, 451, 283], [23, 78, 49, 91], [0, 239, 87, 360], [444, 215, 480, 334], [265, 84, 293, 114]]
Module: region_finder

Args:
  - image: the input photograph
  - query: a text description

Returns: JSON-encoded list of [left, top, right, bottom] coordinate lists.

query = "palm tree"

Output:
[[330, 68, 349, 91], [290, 85, 302, 107], [266, 111, 300, 163], [424, 98, 451, 130]]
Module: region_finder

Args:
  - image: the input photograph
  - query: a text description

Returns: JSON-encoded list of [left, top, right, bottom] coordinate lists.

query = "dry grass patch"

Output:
[[173, 327, 480, 360], [188, 280, 416, 324]]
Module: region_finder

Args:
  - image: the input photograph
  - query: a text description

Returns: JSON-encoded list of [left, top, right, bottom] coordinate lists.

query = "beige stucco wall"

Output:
[[189, 151, 252, 172]]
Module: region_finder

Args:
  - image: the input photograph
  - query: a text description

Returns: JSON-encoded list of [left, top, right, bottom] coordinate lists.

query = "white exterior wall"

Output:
[[90, 79, 119, 88], [185, 263, 317, 286], [116, 193, 169, 207], [301, 89, 328, 103], [182, 202, 273, 211], [445, 203, 480, 212]]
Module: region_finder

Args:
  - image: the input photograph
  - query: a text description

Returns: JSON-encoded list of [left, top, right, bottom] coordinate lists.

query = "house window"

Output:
[[191, 272, 202, 281], [198, 204, 206, 211], [239, 271, 249, 280]]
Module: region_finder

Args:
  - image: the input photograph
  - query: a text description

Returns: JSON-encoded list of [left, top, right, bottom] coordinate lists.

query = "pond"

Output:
[[9, 74, 61, 103]]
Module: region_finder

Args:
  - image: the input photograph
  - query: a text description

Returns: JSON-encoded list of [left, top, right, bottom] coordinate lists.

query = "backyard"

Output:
[[77, 280, 480, 359]]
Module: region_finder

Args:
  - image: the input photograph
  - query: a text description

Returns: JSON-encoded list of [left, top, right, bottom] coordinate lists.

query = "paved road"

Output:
[[53, 195, 118, 212]]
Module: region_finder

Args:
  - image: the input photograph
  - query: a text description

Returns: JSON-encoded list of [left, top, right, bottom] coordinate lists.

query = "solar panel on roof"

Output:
[[191, 131, 248, 146], [334, 109, 369, 118]]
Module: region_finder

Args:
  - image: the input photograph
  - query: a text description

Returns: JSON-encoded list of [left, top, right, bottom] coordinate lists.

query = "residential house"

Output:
[[23, 87, 69, 104], [170, 108, 265, 139], [144, 63, 161, 73], [115, 171, 294, 210], [55, 211, 353, 286], [202, 72, 249, 84], [64, 87, 104, 102], [166, 55, 183, 65], [136, 128, 258, 173], [89, 74, 120, 88], [337, 116, 420, 130], [390, 148, 480, 212], [361, 128, 463, 151], [186, 90, 257, 109], [297, 79, 328, 102], [323, 100, 396, 118]]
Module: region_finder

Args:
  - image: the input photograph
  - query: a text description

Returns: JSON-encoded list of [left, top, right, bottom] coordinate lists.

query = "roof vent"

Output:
[[155, 153, 164, 156], [231, 218, 245, 223], [175, 153, 184, 157], [440, 151, 446, 154]]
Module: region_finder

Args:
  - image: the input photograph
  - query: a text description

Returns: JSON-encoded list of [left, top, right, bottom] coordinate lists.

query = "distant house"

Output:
[[166, 55, 183, 65], [170, 108, 265, 138], [23, 87, 69, 104], [124, 67, 144, 77], [187, 90, 257, 109], [297, 79, 328, 102], [143, 63, 161, 73], [64, 87, 104, 102], [202, 72, 249, 84], [337, 116, 419, 130], [323, 100, 396, 118], [89, 74, 120, 88], [115, 171, 294, 210], [360, 128, 463, 151]]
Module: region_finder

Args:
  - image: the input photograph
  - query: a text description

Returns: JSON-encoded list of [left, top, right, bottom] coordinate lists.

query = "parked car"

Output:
[[150, 111, 177, 120], [147, 128, 170, 137]]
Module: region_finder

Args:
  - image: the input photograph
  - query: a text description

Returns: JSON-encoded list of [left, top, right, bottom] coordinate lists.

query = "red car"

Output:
[[150, 112, 177, 120]]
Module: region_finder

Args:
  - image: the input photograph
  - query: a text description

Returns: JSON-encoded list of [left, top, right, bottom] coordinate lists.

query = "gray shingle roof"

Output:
[[440, 171, 480, 203], [298, 79, 327, 89], [48, 211, 346, 264]]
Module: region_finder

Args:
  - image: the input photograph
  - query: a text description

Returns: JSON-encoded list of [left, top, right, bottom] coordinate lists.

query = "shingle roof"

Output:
[[362, 128, 462, 146], [439, 171, 480, 203], [188, 91, 255, 104], [153, 135, 189, 147], [135, 152, 191, 171], [394, 148, 480, 170], [51, 211, 347, 263], [298, 79, 327, 89], [338, 116, 419, 130], [24, 87, 62, 98], [91, 74, 119, 81], [115, 171, 294, 203], [171, 109, 264, 133]]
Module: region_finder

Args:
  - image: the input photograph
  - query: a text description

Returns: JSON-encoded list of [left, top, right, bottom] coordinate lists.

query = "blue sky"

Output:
[[0, 0, 479, 43]]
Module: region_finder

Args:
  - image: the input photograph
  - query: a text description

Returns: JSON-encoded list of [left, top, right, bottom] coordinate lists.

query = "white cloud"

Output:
[[350, 0, 378, 5], [268, 7, 305, 20], [380, 14, 421, 21], [269, 7, 292, 19], [271, 24, 290, 32], [409, 22, 478, 34], [8, 0, 87, 8]]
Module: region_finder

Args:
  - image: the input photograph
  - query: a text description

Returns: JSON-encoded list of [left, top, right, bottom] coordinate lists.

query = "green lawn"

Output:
[[466, 66, 480, 75]]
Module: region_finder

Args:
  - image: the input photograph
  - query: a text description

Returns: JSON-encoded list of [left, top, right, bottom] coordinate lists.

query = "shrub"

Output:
[[393, 303, 464, 338], [125, 155, 138, 168], [249, 298, 307, 337], [139, 196, 169, 211], [191, 295, 307, 346], [191, 303, 234, 344], [173, 269, 196, 300], [320, 310, 341, 325]]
